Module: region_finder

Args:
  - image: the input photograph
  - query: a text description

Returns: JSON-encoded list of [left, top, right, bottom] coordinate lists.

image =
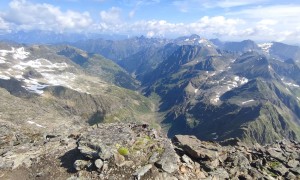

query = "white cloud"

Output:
[[129, 10, 135, 18], [0, 17, 10, 32], [215, 0, 268, 8], [173, 0, 269, 11], [227, 5, 300, 19], [112, 16, 243, 38], [187, 16, 244, 37], [1, 1, 300, 43], [1, 0, 93, 32], [100, 7, 122, 24], [225, 5, 300, 42]]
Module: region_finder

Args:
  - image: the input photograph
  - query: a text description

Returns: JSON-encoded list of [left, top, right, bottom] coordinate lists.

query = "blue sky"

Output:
[[0, 0, 300, 43]]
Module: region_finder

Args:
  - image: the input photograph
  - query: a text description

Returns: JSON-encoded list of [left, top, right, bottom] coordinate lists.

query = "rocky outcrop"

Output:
[[173, 135, 300, 179], [1, 122, 300, 180]]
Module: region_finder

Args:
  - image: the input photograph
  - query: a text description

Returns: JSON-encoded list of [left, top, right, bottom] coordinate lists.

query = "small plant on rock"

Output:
[[118, 147, 129, 156]]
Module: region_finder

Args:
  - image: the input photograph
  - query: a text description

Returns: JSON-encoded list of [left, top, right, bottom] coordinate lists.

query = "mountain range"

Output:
[[0, 33, 300, 146], [69, 34, 300, 144]]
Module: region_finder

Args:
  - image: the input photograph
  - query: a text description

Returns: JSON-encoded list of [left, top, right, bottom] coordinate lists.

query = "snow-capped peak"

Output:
[[258, 43, 273, 54]]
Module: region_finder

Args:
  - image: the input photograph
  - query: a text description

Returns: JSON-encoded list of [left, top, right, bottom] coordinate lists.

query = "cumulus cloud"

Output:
[[100, 7, 122, 24], [1, 0, 93, 32], [224, 5, 300, 42], [1, 0, 300, 43], [112, 16, 243, 38]]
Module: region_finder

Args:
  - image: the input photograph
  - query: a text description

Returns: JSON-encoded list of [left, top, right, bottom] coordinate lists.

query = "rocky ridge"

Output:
[[1, 123, 300, 180]]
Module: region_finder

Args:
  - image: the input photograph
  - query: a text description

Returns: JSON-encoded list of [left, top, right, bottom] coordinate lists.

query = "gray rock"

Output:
[[287, 159, 299, 168], [99, 147, 112, 160], [290, 166, 300, 175], [285, 172, 297, 180], [154, 172, 178, 180], [269, 163, 288, 176], [181, 154, 194, 167], [94, 159, 103, 170], [133, 164, 152, 180], [209, 168, 229, 179], [173, 135, 220, 160], [267, 148, 286, 162], [73, 160, 88, 171], [102, 162, 109, 172], [77, 145, 99, 159], [114, 152, 125, 167], [155, 140, 179, 173], [228, 152, 251, 169], [248, 168, 264, 179], [149, 152, 159, 163]]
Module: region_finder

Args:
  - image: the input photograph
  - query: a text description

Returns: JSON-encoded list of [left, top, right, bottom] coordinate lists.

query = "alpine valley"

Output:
[[0, 33, 300, 179]]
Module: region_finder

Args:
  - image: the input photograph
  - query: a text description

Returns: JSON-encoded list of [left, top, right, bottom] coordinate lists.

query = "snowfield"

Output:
[[0, 46, 83, 95], [0, 47, 30, 60], [242, 99, 255, 104], [258, 43, 273, 54]]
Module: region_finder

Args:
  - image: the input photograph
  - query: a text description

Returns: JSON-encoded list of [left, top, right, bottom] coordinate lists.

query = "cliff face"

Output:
[[1, 123, 299, 180]]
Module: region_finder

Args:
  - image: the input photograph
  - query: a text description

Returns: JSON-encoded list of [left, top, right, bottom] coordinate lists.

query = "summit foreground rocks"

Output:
[[0, 123, 300, 179]]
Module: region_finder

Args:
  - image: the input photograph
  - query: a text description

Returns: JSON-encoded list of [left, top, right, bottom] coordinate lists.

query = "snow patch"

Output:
[[0, 75, 10, 80], [27, 121, 45, 128], [268, 65, 272, 70], [297, 97, 300, 101], [234, 76, 240, 81], [242, 99, 255, 104], [19, 59, 68, 71], [41, 72, 76, 88], [212, 93, 220, 103], [283, 81, 300, 88], [194, 89, 198, 93], [13, 47, 30, 60], [0, 57, 6, 63], [22, 78, 49, 94], [258, 43, 273, 54], [15, 75, 23, 79], [0, 47, 30, 60]]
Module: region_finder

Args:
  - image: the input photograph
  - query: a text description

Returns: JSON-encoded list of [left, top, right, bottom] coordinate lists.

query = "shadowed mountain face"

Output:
[[136, 37, 300, 144]]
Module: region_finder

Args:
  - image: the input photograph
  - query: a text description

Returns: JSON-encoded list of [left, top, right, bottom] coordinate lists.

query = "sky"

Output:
[[0, 0, 300, 43]]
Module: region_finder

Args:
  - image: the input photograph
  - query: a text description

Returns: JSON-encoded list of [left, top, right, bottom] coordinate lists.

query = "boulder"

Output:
[[149, 152, 159, 163], [155, 140, 179, 173], [73, 160, 89, 171], [173, 135, 220, 160], [290, 166, 300, 175], [266, 148, 286, 162], [269, 163, 289, 176], [94, 159, 103, 170], [133, 164, 152, 180], [287, 159, 299, 168], [209, 168, 229, 179]]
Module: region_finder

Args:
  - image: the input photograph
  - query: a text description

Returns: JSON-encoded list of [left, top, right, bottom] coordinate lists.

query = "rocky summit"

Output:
[[1, 122, 299, 180]]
